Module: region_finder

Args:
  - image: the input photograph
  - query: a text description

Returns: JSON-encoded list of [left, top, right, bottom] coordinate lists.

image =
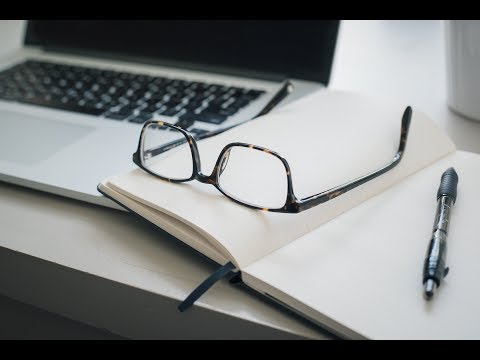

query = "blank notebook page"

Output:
[[243, 151, 480, 339]]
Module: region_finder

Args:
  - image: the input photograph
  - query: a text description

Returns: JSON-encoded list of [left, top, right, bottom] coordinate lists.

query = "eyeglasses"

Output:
[[132, 106, 412, 213]]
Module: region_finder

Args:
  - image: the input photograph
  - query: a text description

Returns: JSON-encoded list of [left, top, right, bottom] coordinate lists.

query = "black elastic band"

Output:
[[178, 261, 236, 312]]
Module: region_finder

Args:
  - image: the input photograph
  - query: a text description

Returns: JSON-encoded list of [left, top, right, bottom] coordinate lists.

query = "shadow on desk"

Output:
[[0, 182, 330, 339], [0, 293, 123, 340]]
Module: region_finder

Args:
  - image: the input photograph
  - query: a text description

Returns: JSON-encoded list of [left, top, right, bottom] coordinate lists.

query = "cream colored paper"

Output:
[[98, 181, 229, 265], [243, 151, 480, 339]]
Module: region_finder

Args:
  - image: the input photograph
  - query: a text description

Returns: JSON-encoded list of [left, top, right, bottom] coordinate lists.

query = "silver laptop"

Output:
[[0, 20, 339, 209]]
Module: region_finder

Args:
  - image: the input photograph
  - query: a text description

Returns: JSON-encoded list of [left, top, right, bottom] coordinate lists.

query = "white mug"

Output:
[[445, 20, 480, 121]]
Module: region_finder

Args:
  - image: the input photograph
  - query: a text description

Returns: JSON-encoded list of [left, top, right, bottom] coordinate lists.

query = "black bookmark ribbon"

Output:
[[178, 261, 236, 312]]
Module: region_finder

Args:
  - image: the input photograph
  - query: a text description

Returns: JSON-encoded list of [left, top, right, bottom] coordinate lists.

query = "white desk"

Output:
[[331, 20, 480, 154], [1, 20, 479, 339]]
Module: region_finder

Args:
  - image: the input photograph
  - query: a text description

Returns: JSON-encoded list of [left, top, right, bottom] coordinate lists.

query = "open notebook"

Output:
[[98, 90, 480, 339]]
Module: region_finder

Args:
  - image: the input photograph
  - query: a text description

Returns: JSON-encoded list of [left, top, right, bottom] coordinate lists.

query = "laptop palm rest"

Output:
[[0, 110, 94, 165]]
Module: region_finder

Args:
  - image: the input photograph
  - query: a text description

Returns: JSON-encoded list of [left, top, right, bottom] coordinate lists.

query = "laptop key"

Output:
[[141, 104, 159, 113], [129, 112, 153, 124], [184, 101, 202, 111], [231, 96, 252, 109], [189, 128, 209, 137], [105, 112, 128, 120], [162, 99, 182, 110], [196, 111, 228, 124], [158, 107, 180, 117], [177, 112, 201, 127], [175, 117, 196, 129], [105, 107, 132, 120], [218, 107, 239, 116], [245, 89, 265, 100]]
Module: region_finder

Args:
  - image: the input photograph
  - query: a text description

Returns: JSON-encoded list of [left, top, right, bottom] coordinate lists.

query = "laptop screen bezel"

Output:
[[24, 20, 340, 85]]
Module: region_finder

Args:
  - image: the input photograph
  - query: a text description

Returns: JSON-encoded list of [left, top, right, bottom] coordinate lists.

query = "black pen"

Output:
[[423, 167, 459, 300]]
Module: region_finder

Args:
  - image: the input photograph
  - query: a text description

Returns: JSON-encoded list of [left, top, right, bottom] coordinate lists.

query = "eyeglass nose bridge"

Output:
[[194, 159, 226, 185], [195, 173, 216, 184], [193, 143, 235, 185]]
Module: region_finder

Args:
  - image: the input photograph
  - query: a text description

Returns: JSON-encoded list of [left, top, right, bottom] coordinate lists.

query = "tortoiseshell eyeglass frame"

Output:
[[133, 106, 412, 213]]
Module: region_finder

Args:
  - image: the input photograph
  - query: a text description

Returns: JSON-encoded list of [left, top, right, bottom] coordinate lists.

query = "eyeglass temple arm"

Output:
[[253, 80, 293, 119], [145, 136, 190, 158], [297, 106, 412, 211], [192, 80, 293, 140]]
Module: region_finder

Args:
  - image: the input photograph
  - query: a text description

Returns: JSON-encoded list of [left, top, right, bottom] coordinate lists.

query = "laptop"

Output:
[[0, 20, 339, 209]]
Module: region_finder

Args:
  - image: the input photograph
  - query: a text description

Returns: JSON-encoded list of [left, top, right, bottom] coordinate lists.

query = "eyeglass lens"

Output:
[[140, 123, 194, 181]]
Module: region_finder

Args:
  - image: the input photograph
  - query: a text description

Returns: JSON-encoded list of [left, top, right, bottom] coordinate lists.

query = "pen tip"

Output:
[[424, 279, 437, 300]]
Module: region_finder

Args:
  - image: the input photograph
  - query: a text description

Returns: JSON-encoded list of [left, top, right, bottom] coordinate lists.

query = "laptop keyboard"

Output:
[[0, 60, 265, 126]]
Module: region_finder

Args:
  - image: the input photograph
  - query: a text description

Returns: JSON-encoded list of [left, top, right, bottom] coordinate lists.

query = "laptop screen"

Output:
[[25, 20, 339, 85]]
